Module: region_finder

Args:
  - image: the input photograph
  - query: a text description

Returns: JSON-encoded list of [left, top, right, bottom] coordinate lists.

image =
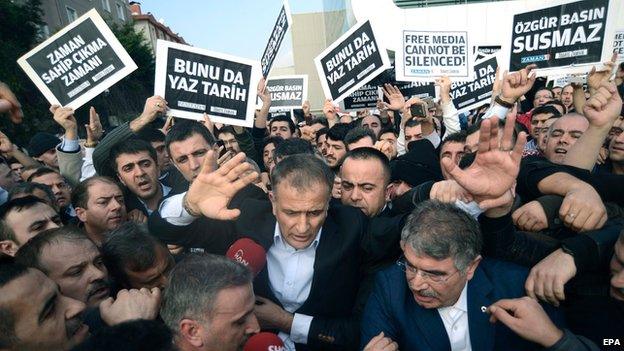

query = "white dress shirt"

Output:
[[158, 192, 196, 225], [268, 223, 320, 350], [437, 283, 472, 351]]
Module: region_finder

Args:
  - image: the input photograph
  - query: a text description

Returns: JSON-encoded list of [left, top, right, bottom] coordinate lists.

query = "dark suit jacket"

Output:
[[147, 184, 267, 255], [361, 259, 565, 351], [236, 200, 405, 351]]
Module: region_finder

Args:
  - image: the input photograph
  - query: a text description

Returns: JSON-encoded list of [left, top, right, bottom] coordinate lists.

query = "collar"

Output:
[[272, 222, 322, 251], [138, 183, 171, 211], [438, 282, 468, 314]]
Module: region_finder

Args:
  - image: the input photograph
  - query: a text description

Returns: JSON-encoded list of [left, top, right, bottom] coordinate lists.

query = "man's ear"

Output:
[[0, 240, 18, 257], [465, 255, 482, 281], [179, 319, 205, 348], [269, 191, 277, 217], [75, 207, 88, 223], [385, 183, 393, 202]]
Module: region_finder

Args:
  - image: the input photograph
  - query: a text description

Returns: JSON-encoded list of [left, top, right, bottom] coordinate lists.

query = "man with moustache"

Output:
[[360, 201, 563, 350]]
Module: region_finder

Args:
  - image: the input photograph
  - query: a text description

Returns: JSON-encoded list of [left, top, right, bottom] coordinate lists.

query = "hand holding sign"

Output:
[[130, 96, 167, 133], [323, 99, 337, 121], [587, 53, 617, 93], [51, 105, 77, 141], [435, 76, 452, 104], [0, 82, 23, 124], [257, 77, 272, 109], [501, 64, 537, 103]]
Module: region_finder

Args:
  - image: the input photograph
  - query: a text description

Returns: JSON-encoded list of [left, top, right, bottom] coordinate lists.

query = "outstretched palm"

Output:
[[442, 116, 526, 199], [186, 150, 258, 220], [382, 84, 405, 111]]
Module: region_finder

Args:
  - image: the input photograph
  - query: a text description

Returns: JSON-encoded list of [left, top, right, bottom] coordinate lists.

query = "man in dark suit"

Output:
[[182, 152, 404, 350], [361, 200, 564, 350]]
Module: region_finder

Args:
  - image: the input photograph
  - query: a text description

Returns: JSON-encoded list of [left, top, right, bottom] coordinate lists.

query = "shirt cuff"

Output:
[[158, 192, 197, 226], [290, 313, 313, 344], [483, 104, 509, 120], [59, 137, 80, 152]]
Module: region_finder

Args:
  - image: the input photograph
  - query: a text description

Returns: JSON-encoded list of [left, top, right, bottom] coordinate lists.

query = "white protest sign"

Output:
[[614, 29, 624, 60], [154, 40, 261, 128], [17, 9, 137, 109], [396, 30, 473, 82], [314, 20, 390, 103]]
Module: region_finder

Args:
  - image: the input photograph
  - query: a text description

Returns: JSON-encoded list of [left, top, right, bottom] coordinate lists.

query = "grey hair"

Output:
[[401, 200, 482, 272], [270, 154, 333, 199], [160, 254, 252, 332]]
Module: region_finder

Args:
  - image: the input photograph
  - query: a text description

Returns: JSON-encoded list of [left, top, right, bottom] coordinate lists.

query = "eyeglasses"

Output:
[[396, 256, 459, 283]]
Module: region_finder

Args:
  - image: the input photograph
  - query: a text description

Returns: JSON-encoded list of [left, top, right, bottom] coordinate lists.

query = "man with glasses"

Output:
[[360, 200, 563, 350]]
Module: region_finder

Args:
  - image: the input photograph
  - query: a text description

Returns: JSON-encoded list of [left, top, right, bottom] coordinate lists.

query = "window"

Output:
[[116, 3, 125, 20], [38, 24, 50, 39], [101, 0, 111, 12], [66, 7, 78, 22]]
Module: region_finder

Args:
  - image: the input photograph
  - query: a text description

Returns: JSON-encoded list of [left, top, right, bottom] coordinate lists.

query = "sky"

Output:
[[138, 0, 344, 66]]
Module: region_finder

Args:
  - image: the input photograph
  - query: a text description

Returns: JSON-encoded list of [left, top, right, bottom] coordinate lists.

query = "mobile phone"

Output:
[[410, 103, 426, 118]]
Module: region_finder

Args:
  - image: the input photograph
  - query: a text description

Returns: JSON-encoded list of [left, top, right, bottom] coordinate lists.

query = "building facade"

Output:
[[38, 0, 131, 38], [129, 2, 186, 55]]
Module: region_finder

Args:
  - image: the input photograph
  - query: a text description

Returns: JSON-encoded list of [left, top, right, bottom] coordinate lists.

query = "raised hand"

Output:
[[302, 100, 311, 117], [429, 180, 473, 204], [0, 130, 14, 155], [85, 106, 103, 144], [201, 113, 215, 135], [131, 96, 168, 132], [160, 115, 174, 135], [587, 53, 617, 92], [381, 84, 405, 111], [441, 115, 526, 199], [323, 99, 337, 121], [257, 77, 271, 107], [583, 81, 623, 129], [184, 150, 258, 220], [0, 82, 23, 124], [501, 64, 537, 102], [52, 105, 77, 131], [435, 76, 452, 103]]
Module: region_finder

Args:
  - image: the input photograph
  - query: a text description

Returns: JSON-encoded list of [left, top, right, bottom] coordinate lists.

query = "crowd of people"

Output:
[[0, 52, 623, 351]]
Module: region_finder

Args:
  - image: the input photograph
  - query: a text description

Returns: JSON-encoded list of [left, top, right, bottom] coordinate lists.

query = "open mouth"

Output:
[[554, 148, 567, 154], [88, 285, 110, 300]]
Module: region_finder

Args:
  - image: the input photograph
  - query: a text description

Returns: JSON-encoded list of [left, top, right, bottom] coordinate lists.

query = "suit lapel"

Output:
[[405, 288, 451, 351], [467, 266, 495, 351]]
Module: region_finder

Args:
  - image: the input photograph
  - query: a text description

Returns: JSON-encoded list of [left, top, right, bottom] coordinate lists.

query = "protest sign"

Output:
[[397, 30, 472, 82], [614, 29, 624, 58], [395, 81, 436, 100], [509, 0, 610, 74], [265, 75, 307, 110], [315, 20, 390, 103], [154, 40, 261, 128], [449, 54, 498, 113], [17, 9, 137, 109], [343, 84, 380, 110], [260, 0, 292, 78], [474, 46, 501, 61]]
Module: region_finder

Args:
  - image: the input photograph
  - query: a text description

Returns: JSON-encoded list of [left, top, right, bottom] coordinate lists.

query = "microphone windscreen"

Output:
[[244, 332, 284, 351], [226, 238, 266, 276]]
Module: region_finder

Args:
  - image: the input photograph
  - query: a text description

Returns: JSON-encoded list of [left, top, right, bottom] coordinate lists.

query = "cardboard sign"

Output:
[[397, 30, 473, 82], [154, 40, 261, 127], [315, 20, 390, 103], [343, 84, 380, 110], [260, 0, 292, 78], [265, 75, 307, 110], [509, 0, 610, 74], [17, 9, 137, 109], [395, 81, 436, 100], [449, 55, 498, 113]]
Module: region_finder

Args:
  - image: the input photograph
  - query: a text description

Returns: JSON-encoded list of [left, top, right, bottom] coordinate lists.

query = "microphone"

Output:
[[244, 332, 285, 351], [226, 238, 266, 276]]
